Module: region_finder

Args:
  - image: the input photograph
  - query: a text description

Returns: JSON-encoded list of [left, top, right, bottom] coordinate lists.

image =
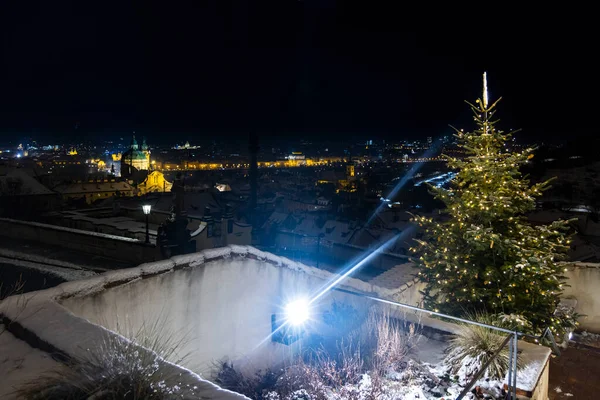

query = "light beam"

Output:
[[366, 139, 443, 226]]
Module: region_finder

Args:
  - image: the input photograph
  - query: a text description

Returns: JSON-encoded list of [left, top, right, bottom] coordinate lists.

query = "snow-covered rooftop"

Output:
[[0, 169, 54, 196], [53, 181, 133, 194]]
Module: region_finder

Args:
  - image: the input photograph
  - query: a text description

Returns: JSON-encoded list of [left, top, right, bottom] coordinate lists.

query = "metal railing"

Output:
[[333, 288, 560, 400]]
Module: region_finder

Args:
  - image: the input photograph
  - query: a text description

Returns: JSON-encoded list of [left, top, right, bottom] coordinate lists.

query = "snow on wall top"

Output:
[[0, 245, 415, 306], [0, 218, 142, 242], [569, 261, 600, 269]]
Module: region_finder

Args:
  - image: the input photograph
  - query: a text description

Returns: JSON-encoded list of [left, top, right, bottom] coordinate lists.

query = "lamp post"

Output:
[[316, 233, 325, 268], [142, 204, 152, 244]]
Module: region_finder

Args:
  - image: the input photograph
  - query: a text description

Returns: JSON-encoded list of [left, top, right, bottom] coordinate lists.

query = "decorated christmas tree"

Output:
[[411, 73, 576, 335]]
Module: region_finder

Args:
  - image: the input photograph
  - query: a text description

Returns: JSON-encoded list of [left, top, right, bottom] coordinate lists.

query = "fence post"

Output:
[[511, 332, 518, 400], [507, 332, 514, 399], [456, 334, 512, 400]]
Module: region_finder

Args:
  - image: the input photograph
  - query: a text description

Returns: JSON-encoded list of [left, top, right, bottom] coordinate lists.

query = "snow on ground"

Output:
[[265, 337, 520, 399], [0, 256, 97, 281], [411, 335, 447, 364], [574, 330, 600, 348], [0, 325, 64, 399]]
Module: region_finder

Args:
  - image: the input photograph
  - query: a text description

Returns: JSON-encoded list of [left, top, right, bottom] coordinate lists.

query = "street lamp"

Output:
[[142, 204, 152, 244], [316, 233, 325, 268]]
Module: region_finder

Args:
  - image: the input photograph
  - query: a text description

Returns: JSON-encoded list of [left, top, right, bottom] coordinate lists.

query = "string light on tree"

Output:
[[410, 73, 577, 336]]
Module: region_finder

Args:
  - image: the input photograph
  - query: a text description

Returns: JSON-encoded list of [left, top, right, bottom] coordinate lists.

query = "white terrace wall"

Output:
[[60, 246, 421, 377], [563, 262, 600, 333]]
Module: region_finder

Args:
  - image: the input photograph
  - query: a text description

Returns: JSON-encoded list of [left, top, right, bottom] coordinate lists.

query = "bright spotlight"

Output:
[[284, 298, 310, 326]]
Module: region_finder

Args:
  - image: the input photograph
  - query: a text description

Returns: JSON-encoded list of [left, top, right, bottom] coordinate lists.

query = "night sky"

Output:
[[0, 2, 595, 144]]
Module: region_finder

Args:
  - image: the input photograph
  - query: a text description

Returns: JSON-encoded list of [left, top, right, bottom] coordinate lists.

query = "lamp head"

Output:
[[284, 298, 310, 326], [142, 204, 152, 215]]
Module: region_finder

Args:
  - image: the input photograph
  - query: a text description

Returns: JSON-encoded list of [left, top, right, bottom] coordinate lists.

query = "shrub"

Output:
[[350, 309, 420, 376], [215, 306, 421, 399], [214, 361, 281, 400], [445, 311, 523, 381], [16, 319, 196, 399]]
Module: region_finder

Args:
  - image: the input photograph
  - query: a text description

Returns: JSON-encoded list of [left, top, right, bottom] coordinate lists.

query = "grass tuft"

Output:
[[16, 317, 196, 400], [445, 311, 523, 380]]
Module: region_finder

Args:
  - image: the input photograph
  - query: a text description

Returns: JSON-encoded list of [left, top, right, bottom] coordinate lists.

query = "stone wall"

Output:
[[528, 360, 550, 400], [0, 218, 160, 265]]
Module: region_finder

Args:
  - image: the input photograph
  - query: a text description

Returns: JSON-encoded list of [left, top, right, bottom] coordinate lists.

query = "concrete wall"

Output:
[[60, 247, 416, 377], [0, 218, 160, 265], [563, 263, 600, 333], [61, 259, 368, 376], [529, 360, 550, 400]]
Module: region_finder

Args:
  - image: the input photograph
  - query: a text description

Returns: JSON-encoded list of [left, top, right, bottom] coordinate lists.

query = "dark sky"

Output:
[[0, 2, 595, 144]]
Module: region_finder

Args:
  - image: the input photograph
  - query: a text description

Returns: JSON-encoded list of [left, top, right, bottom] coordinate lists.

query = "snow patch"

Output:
[[0, 218, 141, 242], [139, 259, 176, 276], [203, 247, 233, 261], [101, 267, 146, 284], [504, 359, 543, 392], [171, 253, 206, 267], [0, 324, 64, 399]]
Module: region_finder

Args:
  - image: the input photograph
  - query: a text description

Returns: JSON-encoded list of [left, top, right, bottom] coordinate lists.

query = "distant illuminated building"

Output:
[[121, 136, 150, 177], [136, 171, 172, 194], [174, 140, 201, 150], [68, 148, 78, 155], [346, 164, 355, 178]]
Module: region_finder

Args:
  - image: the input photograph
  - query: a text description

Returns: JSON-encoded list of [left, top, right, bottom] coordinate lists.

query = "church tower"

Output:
[[121, 134, 150, 177], [131, 135, 139, 150], [142, 137, 151, 167]]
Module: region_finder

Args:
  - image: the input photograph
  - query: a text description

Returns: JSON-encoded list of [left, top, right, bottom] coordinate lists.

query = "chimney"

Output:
[[221, 204, 233, 246]]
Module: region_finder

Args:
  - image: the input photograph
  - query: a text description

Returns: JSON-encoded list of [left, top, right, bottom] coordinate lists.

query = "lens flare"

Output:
[[284, 298, 310, 326]]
